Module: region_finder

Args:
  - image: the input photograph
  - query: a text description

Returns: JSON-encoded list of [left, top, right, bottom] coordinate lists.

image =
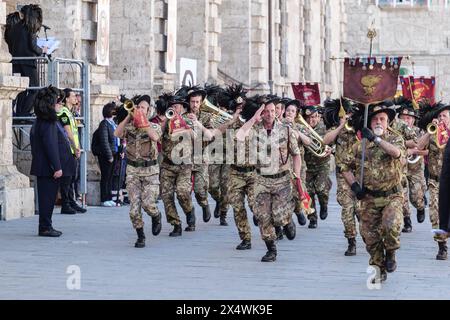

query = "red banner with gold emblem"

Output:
[[400, 76, 436, 105], [168, 113, 191, 135], [343, 57, 402, 104], [291, 83, 321, 106]]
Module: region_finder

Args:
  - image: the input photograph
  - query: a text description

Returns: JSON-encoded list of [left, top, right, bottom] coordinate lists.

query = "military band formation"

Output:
[[35, 82, 450, 285]]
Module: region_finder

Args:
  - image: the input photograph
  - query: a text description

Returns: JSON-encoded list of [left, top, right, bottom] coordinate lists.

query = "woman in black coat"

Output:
[[30, 86, 76, 237], [97, 103, 118, 206]]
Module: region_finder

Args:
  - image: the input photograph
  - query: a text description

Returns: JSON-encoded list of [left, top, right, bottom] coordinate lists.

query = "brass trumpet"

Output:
[[123, 99, 135, 115], [295, 113, 328, 158], [427, 123, 437, 135], [344, 122, 355, 133], [165, 107, 175, 119], [200, 97, 233, 127]]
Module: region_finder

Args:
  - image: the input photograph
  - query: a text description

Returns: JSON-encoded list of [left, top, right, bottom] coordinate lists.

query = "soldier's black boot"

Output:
[[214, 201, 220, 218], [134, 228, 145, 248], [436, 242, 448, 260], [151, 212, 162, 236], [275, 226, 284, 240], [202, 205, 211, 223], [296, 212, 307, 226], [70, 202, 87, 213], [344, 238, 356, 256], [185, 210, 196, 231], [308, 218, 317, 229], [61, 203, 76, 215], [169, 224, 182, 237], [252, 215, 259, 226], [319, 200, 328, 220], [261, 240, 277, 262], [385, 250, 397, 273], [417, 208, 425, 223], [402, 217, 412, 233], [236, 239, 251, 250], [283, 221, 296, 240], [220, 215, 228, 226]]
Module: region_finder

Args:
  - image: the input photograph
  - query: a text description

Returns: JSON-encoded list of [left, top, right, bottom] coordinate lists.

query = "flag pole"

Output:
[[360, 26, 377, 186]]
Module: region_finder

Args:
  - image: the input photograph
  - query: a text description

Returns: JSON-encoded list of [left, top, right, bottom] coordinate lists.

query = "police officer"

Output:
[[114, 95, 162, 248], [342, 104, 404, 283], [237, 97, 301, 262]]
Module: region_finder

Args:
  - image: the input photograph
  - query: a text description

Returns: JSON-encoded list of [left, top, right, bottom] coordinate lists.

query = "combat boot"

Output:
[[214, 201, 220, 218], [185, 210, 196, 231], [275, 226, 284, 240], [203, 205, 211, 223], [252, 215, 259, 226], [220, 215, 228, 226], [296, 212, 306, 226], [344, 238, 356, 256], [169, 224, 182, 237], [261, 240, 277, 262], [436, 242, 448, 260], [134, 228, 145, 248], [283, 221, 296, 240], [151, 212, 162, 236], [308, 218, 317, 229], [402, 217, 412, 233], [417, 208, 425, 223], [70, 202, 87, 213], [236, 239, 251, 250], [385, 250, 397, 272], [319, 205, 328, 220]]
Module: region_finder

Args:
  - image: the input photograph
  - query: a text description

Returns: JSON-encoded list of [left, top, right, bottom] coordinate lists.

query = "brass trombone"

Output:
[[294, 113, 328, 157]]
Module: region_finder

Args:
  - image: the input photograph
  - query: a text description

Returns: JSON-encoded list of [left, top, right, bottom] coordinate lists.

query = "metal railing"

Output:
[[11, 56, 90, 205]]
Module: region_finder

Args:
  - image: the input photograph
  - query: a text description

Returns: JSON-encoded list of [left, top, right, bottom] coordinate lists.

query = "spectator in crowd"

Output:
[[7, 4, 47, 116], [439, 140, 450, 237], [30, 86, 76, 237], [98, 102, 120, 207]]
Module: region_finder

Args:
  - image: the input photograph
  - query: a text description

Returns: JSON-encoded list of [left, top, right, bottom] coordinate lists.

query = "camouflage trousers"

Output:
[[126, 173, 160, 229], [291, 177, 302, 214], [228, 168, 256, 241], [192, 164, 209, 208], [406, 169, 426, 211], [305, 166, 332, 221], [254, 173, 293, 242], [359, 193, 403, 270], [160, 163, 193, 226], [208, 164, 229, 216], [401, 175, 410, 217], [336, 172, 358, 239], [429, 178, 443, 242]]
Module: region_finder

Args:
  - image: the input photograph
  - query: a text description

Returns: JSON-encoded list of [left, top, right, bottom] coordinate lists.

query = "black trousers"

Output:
[[439, 142, 450, 231], [98, 155, 114, 202], [13, 64, 39, 116], [37, 176, 60, 231], [60, 176, 76, 207]]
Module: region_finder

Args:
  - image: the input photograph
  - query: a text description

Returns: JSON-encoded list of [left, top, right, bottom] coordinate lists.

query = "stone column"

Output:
[[0, 0, 34, 220], [251, 0, 269, 93]]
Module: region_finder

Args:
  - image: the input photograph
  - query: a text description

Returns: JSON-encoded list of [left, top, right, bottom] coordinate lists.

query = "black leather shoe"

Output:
[[275, 226, 284, 240], [236, 239, 251, 250], [417, 208, 425, 223], [152, 212, 162, 236], [283, 221, 296, 240], [296, 212, 306, 226], [169, 224, 182, 237], [214, 201, 220, 218], [203, 205, 211, 223], [61, 205, 76, 215], [385, 250, 397, 273], [344, 238, 356, 256], [39, 229, 61, 237], [402, 217, 412, 233], [220, 216, 228, 226], [319, 207, 328, 220], [71, 203, 87, 213], [135, 228, 145, 248], [253, 215, 259, 226], [436, 242, 448, 260], [261, 240, 277, 262], [308, 219, 317, 229]]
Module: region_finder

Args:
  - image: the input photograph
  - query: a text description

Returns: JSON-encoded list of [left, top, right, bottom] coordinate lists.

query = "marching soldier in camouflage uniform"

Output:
[[114, 95, 162, 248], [160, 96, 196, 236], [323, 99, 359, 256], [237, 97, 301, 262], [395, 104, 427, 232], [342, 105, 404, 283], [185, 87, 213, 224], [418, 103, 450, 260], [303, 106, 332, 228]]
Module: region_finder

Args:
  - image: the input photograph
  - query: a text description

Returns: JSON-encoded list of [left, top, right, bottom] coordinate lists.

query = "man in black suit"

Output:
[[439, 139, 450, 235], [31, 86, 76, 237], [7, 5, 47, 116]]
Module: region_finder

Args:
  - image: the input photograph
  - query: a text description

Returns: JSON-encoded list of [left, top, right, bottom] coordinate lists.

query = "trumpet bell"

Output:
[[427, 123, 437, 135], [200, 97, 233, 127], [165, 108, 175, 119], [295, 113, 328, 158], [123, 100, 135, 114]]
